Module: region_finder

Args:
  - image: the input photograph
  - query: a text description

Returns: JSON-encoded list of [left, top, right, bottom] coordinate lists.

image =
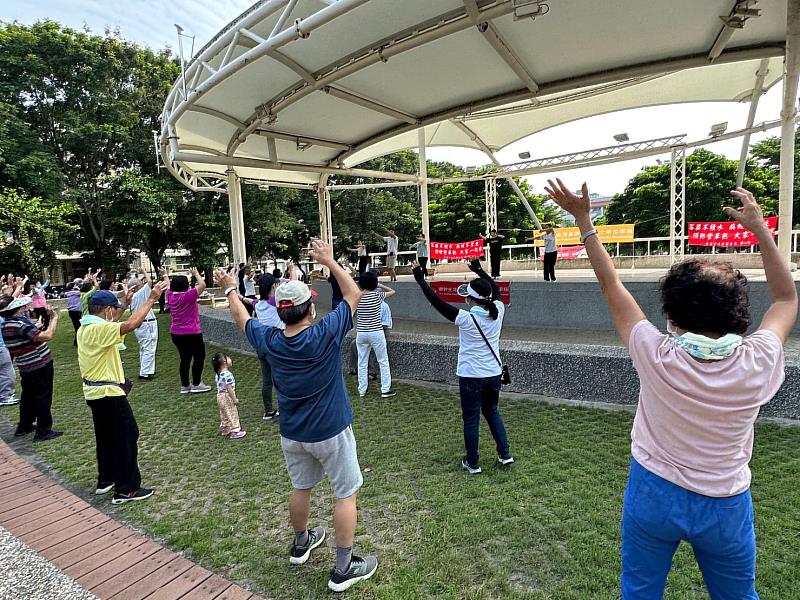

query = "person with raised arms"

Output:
[[545, 179, 796, 600], [370, 229, 398, 282], [214, 240, 378, 593], [410, 258, 513, 474]]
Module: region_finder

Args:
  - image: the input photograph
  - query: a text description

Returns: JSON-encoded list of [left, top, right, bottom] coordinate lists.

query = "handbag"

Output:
[[470, 314, 511, 385]]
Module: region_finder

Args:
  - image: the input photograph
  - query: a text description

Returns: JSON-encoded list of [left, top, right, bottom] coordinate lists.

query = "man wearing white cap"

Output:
[[214, 240, 379, 593], [127, 269, 158, 380]]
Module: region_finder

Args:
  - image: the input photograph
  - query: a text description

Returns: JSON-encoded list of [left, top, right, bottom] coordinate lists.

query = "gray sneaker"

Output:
[[289, 526, 326, 565], [328, 554, 378, 592], [180, 386, 190, 394], [189, 383, 212, 393]]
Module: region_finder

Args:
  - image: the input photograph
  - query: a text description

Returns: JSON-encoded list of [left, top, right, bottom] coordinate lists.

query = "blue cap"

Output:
[[88, 290, 125, 309]]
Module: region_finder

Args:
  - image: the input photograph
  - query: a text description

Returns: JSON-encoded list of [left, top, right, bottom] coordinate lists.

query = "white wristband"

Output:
[[580, 229, 598, 243], [224, 287, 237, 297]]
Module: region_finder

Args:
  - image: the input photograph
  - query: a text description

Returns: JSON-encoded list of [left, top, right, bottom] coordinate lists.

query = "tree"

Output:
[[0, 188, 78, 274], [104, 170, 186, 273], [174, 192, 231, 279], [606, 148, 778, 237], [0, 21, 180, 264]]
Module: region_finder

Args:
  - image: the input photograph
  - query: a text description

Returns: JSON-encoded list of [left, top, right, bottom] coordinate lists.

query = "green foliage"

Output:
[[750, 129, 800, 225], [173, 192, 230, 273], [606, 148, 779, 236], [242, 185, 318, 262], [0, 188, 78, 274]]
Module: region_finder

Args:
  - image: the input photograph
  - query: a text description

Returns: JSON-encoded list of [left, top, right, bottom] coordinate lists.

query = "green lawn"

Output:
[[2, 314, 800, 599]]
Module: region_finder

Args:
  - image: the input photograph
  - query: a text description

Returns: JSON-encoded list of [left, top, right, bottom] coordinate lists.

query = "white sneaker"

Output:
[[180, 386, 190, 394], [189, 383, 212, 393], [0, 397, 19, 406]]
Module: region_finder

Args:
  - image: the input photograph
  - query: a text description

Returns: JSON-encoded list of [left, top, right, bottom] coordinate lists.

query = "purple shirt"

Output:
[[167, 287, 201, 335], [66, 290, 82, 312]]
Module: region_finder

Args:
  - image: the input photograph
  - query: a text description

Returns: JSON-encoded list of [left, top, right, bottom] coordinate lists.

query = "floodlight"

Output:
[[465, 166, 477, 175], [613, 133, 629, 143], [296, 141, 311, 151], [709, 122, 728, 137], [174, 24, 184, 34], [518, 151, 531, 160], [512, 0, 549, 20], [655, 159, 663, 165]]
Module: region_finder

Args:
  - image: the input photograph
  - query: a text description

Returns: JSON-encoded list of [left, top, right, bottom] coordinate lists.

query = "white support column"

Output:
[[779, 0, 800, 264], [226, 168, 247, 266], [418, 128, 430, 242], [669, 147, 687, 264], [485, 177, 498, 234], [737, 59, 770, 187], [317, 181, 334, 258]]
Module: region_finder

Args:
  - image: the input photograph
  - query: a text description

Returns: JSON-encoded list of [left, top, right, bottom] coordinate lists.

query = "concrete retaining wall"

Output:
[[199, 309, 800, 420]]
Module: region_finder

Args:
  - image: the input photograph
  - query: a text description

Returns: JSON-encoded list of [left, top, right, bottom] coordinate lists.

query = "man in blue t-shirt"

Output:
[[214, 240, 378, 593]]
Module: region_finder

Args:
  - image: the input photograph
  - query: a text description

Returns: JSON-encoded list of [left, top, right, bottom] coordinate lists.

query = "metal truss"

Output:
[[495, 135, 687, 177], [669, 146, 687, 263], [485, 177, 498, 234]]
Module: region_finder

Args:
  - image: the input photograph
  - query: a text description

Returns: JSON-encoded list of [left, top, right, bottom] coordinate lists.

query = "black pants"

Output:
[[259, 353, 275, 413], [158, 292, 166, 313], [87, 395, 141, 494], [459, 375, 510, 467], [358, 256, 370, 275], [19, 363, 54, 435], [543, 251, 558, 281], [490, 252, 501, 278], [69, 310, 82, 346], [170, 333, 206, 387], [419, 257, 429, 277], [244, 296, 256, 317], [33, 307, 49, 329]]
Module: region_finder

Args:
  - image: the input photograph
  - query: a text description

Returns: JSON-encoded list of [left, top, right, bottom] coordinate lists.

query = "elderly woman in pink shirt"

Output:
[[546, 180, 796, 600], [164, 268, 211, 394]]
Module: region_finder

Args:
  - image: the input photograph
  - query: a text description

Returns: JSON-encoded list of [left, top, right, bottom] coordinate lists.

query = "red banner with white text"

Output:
[[430, 280, 511, 305], [429, 239, 485, 260], [688, 217, 777, 247]]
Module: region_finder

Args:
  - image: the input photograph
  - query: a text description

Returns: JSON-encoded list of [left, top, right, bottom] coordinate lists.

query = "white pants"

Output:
[[134, 321, 158, 376], [0, 347, 16, 402], [356, 330, 391, 395]]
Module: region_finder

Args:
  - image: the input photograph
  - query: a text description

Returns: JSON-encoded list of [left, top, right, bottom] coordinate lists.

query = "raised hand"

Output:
[[213, 268, 237, 290], [150, 280, 169, 300], [724, 188, 769, 234], [309, 239, 334, 266], [544, 179, 590, 219]]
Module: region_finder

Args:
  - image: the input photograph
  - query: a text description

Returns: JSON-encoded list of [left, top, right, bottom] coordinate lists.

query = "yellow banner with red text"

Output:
[[534, 224, 635, 247]]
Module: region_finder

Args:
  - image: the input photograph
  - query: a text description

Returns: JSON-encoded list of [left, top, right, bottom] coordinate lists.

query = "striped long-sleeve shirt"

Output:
[[1, 316, 52, 372]]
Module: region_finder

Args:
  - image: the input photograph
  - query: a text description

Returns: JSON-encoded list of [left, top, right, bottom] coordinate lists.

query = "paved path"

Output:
[[0, 439, 266, 600]]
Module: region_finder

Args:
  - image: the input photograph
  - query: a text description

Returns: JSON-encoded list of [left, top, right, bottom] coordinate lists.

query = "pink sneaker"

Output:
[[229, 430, 247, 439]]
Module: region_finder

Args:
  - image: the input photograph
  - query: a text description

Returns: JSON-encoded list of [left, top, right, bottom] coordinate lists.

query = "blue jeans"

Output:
[[458, 376, 509, 466], [622, 459, 759, 600]]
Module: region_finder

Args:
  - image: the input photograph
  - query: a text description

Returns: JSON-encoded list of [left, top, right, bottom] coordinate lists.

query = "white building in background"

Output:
[[561, 193, 615, 224]]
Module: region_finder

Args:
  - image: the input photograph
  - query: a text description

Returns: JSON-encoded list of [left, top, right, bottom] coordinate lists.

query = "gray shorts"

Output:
[[281, 426, 363, 499], [386, 254, 397, 268]]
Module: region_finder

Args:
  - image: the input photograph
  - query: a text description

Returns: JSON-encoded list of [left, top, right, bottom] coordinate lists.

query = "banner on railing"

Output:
[[537, 245, 587, 260], [430, 239, 485, 260], [687, 217, 777, 247], [430, 280, 511, 304], [534, 224, 635, 247]]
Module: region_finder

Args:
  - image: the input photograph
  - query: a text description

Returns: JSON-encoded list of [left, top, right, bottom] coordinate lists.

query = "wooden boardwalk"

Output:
[[0, 439, 266, 600]]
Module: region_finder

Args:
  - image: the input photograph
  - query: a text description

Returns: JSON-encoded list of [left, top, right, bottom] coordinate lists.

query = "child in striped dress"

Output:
[[212, 353, 246, 439]]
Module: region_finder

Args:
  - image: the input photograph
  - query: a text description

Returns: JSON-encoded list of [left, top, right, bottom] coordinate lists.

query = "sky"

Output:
[[1, 0, 789, 197]]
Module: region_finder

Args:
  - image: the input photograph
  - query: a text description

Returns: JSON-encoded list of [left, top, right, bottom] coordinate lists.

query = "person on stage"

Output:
[[546, 179, 795, 599], [352, 240, 370, 276], [370, 229, 398, 282], [410, 234, 429, 279], [532, 225, 558, 282], [480, 230, 505, 279]]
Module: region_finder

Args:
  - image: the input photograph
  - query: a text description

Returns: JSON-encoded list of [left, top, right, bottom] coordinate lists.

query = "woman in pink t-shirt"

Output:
[[546, 181, 796, 600], [165, 268, 211, 394]]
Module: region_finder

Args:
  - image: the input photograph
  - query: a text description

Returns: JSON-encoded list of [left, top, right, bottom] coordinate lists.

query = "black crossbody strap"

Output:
[[470, 314, 502, 368]]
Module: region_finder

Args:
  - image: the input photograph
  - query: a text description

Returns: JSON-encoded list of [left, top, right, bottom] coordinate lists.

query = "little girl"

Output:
[[212, 353, 246, 439]]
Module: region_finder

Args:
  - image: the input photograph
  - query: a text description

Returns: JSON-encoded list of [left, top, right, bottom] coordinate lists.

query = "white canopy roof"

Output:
[[161, 0, 788, 190]]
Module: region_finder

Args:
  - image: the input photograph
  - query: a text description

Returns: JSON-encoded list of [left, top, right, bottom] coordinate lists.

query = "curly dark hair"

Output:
[[660, 259, 751, 335]]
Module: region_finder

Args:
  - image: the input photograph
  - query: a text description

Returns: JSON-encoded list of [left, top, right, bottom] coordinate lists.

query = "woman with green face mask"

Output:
[[546, 180, 796, 600]]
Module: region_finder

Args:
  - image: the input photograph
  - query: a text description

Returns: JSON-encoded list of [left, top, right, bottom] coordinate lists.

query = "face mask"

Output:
[[469, 305, 490, 317], [666, 320, 743, 361]]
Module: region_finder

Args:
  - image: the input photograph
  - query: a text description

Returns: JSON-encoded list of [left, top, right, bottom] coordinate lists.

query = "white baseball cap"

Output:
[[275, 280, 318, 308]]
